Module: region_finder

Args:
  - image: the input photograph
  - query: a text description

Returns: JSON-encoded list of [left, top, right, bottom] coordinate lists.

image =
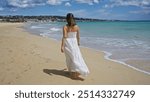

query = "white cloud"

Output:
[[108, 0, 150, 16], [6, 0, 70, 8], [65, 2, 71, 6], [5, 0, 100, 8], [75, 0, 100, 5], [130, 8, 150, 14], [94, 0, 99, 4], [47, 0, 60, 5], [7, 0, 45, 8], [109, 0, 150, 8], [47, 0, 69, 5]]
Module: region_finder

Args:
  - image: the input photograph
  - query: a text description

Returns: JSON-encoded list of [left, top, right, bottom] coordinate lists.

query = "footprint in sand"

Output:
[[6, 68, 10, 71], [21, 64, 31, 74], [24, 53, 27, 56], [8, 49, 13, 53], [30, 51, 35, 54], [30, 50, 40, 56], [42, 57, 51, 63], [34, 52, 41, 56], [0, 78, 5, 83], [16, 65, 31, 80], [7, 82, 12, 84], [45, 59, 51, 63], [23, 69, 28, 72], [15, 75, 20, 79], [27, 64, 31, 69], [10, 58, 14, 63]]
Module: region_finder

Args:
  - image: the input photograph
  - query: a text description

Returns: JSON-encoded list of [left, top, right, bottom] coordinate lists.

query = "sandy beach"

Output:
[[0, 23, 150, 85]]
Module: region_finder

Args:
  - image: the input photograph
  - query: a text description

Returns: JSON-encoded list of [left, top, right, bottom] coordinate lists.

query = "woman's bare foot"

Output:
[[76, 72, 81, 77], [70, 72, 84, 81]]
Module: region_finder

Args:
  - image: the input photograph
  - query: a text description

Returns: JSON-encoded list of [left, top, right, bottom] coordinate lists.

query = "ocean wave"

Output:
[[81, 37, 150, 49], [31, 26, 45, 29], [50, 27, 61, 32]]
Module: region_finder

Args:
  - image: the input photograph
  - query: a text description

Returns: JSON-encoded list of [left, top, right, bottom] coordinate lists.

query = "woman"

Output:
[[61, 13, 89, 79]]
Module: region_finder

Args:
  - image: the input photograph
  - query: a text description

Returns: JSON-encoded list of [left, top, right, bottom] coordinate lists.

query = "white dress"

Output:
[[64, 32, 89, 76]]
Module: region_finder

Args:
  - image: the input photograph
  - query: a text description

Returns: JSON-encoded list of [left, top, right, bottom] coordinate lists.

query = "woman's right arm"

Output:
[[76, 26, 80, 46]]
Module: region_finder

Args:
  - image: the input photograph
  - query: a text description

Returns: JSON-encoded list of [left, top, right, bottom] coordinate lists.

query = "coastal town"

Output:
[[0, 15, 108, 23]]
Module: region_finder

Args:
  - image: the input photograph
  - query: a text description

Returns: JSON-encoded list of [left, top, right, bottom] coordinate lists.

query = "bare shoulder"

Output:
[[63, 25, 68, 32], [63, 25, 67, 29], [74, 25, 79, 30]]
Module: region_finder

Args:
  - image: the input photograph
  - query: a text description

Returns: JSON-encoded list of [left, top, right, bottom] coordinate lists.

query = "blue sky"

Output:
[[0, 0, 150, 20]]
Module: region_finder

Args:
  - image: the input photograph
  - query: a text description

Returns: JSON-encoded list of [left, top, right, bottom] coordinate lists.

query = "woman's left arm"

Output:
[[61, 26, 67, 53]]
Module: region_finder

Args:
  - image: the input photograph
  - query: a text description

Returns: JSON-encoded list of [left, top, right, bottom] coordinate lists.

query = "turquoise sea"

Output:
[[24, 21, 150, 75]]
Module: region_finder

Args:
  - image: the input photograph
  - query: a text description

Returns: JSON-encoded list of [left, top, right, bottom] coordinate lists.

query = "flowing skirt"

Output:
[[64, 38, 89, 76]]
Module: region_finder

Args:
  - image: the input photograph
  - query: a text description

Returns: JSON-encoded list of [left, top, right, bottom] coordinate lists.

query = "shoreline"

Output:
[[23, 22, 150, 76], [0, 23, 150, 84], [103, 50, 150, 75]]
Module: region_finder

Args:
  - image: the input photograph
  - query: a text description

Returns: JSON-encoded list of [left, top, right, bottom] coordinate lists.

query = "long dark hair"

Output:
[[66, 13, 76, 27]]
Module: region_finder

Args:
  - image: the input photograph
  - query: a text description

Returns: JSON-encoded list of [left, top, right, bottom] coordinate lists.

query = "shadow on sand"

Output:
[[43, 68, 84, 81]]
